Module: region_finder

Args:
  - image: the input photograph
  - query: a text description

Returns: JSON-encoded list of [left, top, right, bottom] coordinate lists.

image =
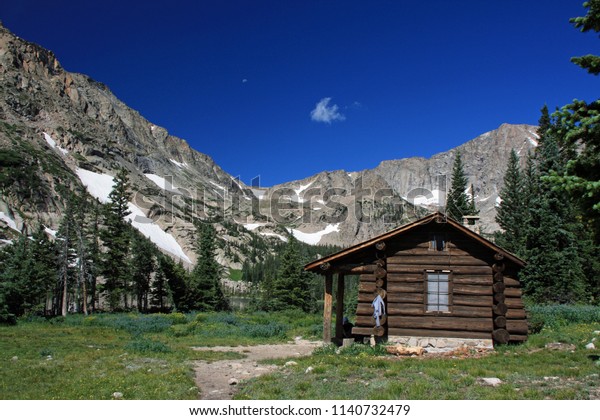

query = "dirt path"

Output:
[[193, 338, 321, 400]]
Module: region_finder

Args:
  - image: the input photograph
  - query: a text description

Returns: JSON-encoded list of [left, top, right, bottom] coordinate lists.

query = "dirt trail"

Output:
[[193, 338, 321, 400]]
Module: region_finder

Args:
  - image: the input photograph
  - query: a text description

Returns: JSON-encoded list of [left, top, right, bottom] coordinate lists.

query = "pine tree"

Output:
[[87, 201, 102, 312], [129, 232, 157, 312], [547, 2, 600, 241], [520, 113, 589, 303], [101, 168, 132, 310], [56, 199, 77, 316], [446, 151, 473, 221], [495, 149, 525, 256], [154, 254, 188, 311], [186, 222, 228, 311], [0, 228, 56, 321], [0, 237, 32, 322], [468, 183, 478, 216], [269, 236, 313, 312]]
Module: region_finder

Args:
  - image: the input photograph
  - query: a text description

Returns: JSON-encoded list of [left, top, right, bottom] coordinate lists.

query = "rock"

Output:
[[228, 378, 238, 386], [342, 338, 355, 347], [305, 366, 314, 374], [112, 392, 123, 399], [284, 361, 298, 367], [585, 343, 596, 350], [478, 377, 502, 387], [385, 345, 424, 356], [545, 342, 576, 351]]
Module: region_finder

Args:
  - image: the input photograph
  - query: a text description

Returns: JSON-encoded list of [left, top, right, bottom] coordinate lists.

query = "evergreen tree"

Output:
[[547, 2, 600, 241], [186, 222, 228, 311], [154, 254, 188, 311], [468, 183, 478, 216], [129, 232, 157, 312], [56, 199, 77, 316], [269, 236, 313, 312], [150, 258, 170, 312], [87, 200, 102, 312], [520, 114, 589, 303], [446, 151, 473, 221], [101, 168, 132, 310], [0, 228, 55, 321], [495, 149, 526, 256], [0, 237, 32, 322]]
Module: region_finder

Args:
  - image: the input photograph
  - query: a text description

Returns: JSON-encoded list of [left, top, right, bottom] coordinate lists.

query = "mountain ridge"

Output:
[[0, 23, 537, 268]]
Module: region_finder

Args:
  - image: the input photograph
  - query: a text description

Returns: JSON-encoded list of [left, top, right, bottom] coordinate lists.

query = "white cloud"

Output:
[[310, 97, 346, 123]]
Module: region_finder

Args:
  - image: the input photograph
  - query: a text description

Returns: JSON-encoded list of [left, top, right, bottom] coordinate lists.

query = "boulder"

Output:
[[478, 377, 502, 387]]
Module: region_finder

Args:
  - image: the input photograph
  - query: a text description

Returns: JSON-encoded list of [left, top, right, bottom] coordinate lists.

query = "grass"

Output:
[[236, 321, 600, 400], [1, 306, 599, 400], [0, 310, 322, 399]]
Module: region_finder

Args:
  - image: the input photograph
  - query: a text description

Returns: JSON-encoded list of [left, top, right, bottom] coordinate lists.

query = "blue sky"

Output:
[[3, 1, 599, 186]]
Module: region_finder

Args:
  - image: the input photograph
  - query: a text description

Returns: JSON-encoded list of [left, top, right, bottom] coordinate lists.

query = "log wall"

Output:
[[351, 231, 527, 344]]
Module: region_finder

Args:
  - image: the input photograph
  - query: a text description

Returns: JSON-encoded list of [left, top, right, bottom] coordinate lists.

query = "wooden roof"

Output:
[[304, 212, 526, 273]]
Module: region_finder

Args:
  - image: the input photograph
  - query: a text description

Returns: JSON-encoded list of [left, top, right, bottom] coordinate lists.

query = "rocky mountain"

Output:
[[0, 23, 537, 269], [262, 123, 538, 244]]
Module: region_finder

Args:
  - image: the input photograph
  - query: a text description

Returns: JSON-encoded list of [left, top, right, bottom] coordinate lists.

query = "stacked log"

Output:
[[491, 255, 509, 344]]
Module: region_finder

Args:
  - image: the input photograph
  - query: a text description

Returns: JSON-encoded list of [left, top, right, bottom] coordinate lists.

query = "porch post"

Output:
[[323, 273, 333, 343], [335, 273, 345, 339]]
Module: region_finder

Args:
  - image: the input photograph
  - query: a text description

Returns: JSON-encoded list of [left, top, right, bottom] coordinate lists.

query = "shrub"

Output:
[[239, 322, 288, 338], [81, 313, 174, 335], [528, 305, 600, 332], [125, 338, 171, 353], [208, 312, 239, 326], [168, 321, 200, 338], [166, 312, 188, 325]]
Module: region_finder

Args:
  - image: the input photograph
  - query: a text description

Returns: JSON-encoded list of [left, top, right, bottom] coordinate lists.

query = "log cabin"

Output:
[[305, 212, 528, 347]]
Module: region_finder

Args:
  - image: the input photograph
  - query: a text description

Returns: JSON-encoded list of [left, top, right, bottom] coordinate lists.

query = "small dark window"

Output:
[[430, 233, 446, 251], [426, 271, 451, 312]]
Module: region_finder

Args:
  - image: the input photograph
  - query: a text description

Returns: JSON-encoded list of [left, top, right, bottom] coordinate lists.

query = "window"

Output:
[[426, 271, 451, 312], [430, 233, 447, 251]]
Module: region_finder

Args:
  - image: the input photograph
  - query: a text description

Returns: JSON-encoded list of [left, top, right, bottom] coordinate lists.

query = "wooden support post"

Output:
[[335, 274, 345, 340], [323, 273, 333, 344]]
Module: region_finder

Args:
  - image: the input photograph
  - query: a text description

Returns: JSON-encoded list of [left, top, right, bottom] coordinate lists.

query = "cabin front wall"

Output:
[[351, 226, 527, 345]]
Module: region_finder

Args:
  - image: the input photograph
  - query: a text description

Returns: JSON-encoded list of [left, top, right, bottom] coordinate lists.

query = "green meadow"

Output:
[[0, 306, 598, 400]]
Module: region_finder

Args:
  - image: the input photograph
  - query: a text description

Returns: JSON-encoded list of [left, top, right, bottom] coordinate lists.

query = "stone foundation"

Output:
[[387, 335, 493, 352]]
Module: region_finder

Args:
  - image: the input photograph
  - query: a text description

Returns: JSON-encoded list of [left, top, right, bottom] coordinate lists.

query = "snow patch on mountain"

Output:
[[243, 223, 263, 231], [259, 232, 288, 242], [44, 226, 57, 238], [75, 168, 191, 262], [289, 223, 340, 245], [43, 132, 68, 155], [75, 168, 115, 203], [0, 212, 18, 231], [145, 174, 181, 194], [126, 203, 191, 263], [169, 159, 188, 169]]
